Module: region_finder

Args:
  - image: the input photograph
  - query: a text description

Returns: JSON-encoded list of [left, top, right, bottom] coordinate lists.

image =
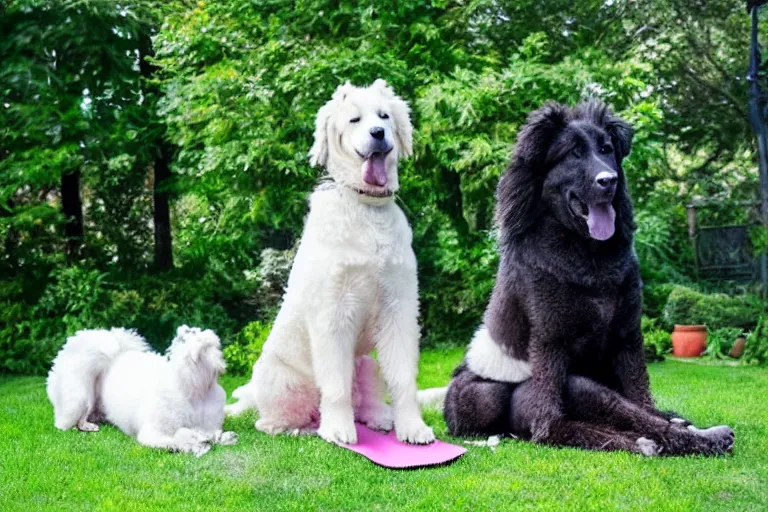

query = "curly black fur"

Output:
[[443, 101, 734, 456]]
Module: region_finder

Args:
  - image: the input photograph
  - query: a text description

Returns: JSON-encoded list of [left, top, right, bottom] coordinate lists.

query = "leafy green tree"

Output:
[[1, 0, 765, 374], [0, 0, 185, 372], [1, 0, 157, 269]]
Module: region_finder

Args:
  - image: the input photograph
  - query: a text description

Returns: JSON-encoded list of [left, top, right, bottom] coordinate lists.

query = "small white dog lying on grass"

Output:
[[226, 79, 435, 445], [47, 326, 236, 456]]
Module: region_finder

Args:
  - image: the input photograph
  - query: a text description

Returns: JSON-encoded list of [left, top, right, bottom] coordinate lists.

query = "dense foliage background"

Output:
[[2, 0, 767, 374]]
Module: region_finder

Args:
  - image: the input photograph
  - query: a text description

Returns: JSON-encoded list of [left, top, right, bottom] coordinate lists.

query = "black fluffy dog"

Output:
[[441, 101, 734, 456]]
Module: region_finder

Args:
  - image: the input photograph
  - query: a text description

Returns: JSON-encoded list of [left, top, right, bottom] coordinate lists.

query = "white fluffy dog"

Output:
[[47, 326, 237, 456], [226, 79, 435, 445]]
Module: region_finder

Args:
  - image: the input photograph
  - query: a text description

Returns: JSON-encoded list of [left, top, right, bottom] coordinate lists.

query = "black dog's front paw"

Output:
[[688, 425, 735, 455]]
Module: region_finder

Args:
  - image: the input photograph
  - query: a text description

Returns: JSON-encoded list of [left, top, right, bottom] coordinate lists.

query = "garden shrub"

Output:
[[704, 327, 743, 360], [0, 266, 249, 375], [662, 285, 759, 331], [1, 267, 112, 374], [642, 282, 677, 319], [35, 267, 112, 333], [245, 247, 296, 314], [125, 273, 242, 351], [416, 224, 498, 348], [0, 301, 63, 375], [222, 321, 272, 375], [744, 316, 768, 366], [634, 208, 693, 287], [641, 316, 671, 361]]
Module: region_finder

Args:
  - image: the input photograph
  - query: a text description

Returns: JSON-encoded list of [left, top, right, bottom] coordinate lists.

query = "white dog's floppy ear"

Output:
[[189, 330, 220, 363], [372, 78, 393, 97], [176, 325, 191, 339], [390, 93, 413, 158], [309, 101, 332, 168], [309, 81, 356, 168], [333, 80, 356, 101]]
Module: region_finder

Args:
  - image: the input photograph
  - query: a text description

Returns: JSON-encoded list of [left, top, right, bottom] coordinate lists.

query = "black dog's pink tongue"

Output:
[[363, 154, 387, 186], [587, 202, 616, 241]]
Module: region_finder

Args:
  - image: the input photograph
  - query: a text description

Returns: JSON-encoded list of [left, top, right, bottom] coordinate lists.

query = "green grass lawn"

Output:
[[2, 348, 767, 511]]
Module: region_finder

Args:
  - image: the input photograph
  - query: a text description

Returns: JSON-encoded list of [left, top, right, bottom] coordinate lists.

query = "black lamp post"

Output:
[[747, 0, 768, 295]]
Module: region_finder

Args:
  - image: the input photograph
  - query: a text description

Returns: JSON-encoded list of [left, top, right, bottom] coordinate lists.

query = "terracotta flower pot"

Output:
[[671, 325, 708, 358], [729, 336, 746, 358]]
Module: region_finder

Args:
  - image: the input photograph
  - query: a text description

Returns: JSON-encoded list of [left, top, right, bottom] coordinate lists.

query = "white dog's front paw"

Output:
[[357, 403, 394, 433], [255, 418, 290, 435], [395, 416, 435, 445], [318, 415, 357, 445], [176, 428, 207, 444], [77, 419, 100, 432], [174, 429, 212, 456], [190, 442, 211, 457], [288, 426, 318, 437], [217, 431, 238, 445]]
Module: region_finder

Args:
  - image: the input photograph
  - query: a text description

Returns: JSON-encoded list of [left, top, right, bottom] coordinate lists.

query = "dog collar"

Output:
[[348, 186, 394, 199]]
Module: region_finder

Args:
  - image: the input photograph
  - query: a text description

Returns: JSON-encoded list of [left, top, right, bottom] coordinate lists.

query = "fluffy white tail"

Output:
[[47, 328, 150, 430], [225, 383, 253, 417], [417, 387, 448, 411]]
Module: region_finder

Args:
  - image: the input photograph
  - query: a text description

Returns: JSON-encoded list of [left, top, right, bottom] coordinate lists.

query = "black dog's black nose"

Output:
[[596, 172, 618, 189], [370, 126, 385, 140]]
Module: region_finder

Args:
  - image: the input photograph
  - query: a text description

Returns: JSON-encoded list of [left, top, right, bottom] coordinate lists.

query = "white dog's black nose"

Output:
[[370, 126, 385, 140]]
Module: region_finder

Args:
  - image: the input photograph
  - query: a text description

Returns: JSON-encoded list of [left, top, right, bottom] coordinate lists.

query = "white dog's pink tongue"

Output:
[[363, 155, 387, 186], [587, 203, 616, 241]]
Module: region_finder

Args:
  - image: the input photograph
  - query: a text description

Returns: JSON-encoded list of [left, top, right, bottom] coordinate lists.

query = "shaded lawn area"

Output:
[[2, 348, 767, 511]]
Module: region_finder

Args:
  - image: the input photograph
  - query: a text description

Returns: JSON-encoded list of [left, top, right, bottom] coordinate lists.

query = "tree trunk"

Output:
[[437, 167, 470, 237], [139, 30, 174, 271], [153, 145, 173, 271], [747, 5, 768, 297], [61, 170, 83, 263]]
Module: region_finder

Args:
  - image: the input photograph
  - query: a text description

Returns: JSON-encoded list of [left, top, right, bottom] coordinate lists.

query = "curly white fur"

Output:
[[227, 80, 434, 445], [47, 326, 237, 456]]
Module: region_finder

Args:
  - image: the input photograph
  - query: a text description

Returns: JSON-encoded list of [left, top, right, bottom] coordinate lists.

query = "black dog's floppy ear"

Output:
[[496, 102, 569, 243], [513, 102, 569, 166], [604, 114, 633, 162]]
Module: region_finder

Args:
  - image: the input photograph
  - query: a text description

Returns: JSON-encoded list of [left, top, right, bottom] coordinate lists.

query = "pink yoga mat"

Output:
[[339, 423, 466, 469]]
